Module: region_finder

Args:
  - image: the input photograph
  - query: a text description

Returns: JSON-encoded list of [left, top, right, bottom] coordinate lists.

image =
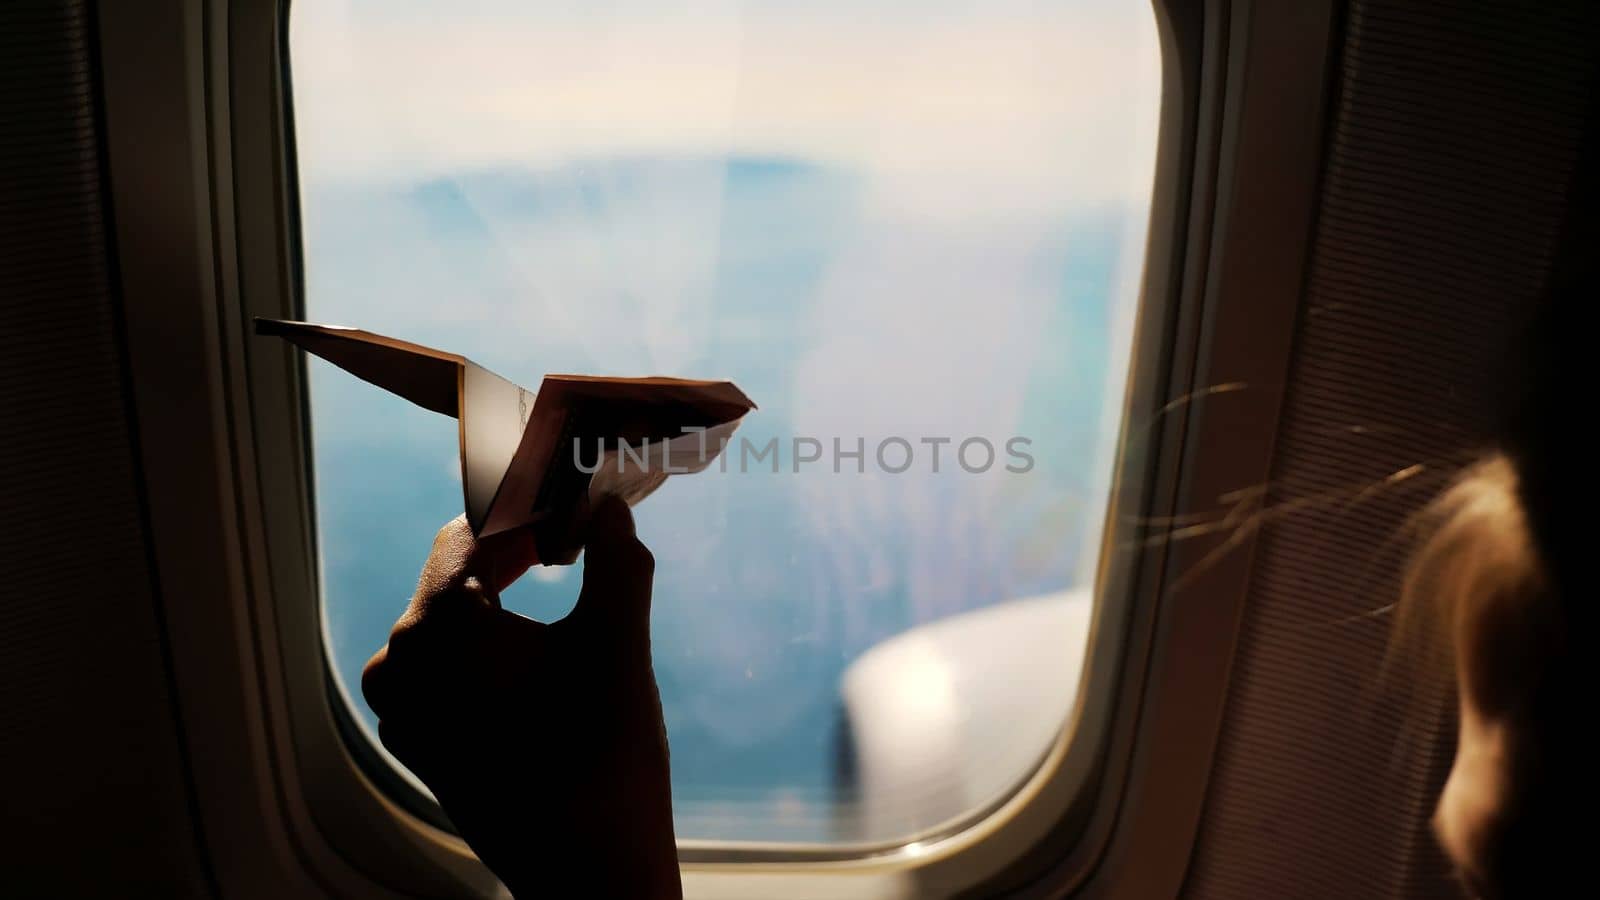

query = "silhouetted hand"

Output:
[[361, 497, 680, 899]]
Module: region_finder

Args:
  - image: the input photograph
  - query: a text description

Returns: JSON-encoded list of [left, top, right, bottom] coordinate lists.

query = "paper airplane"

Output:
[[256, 319, 755, 544]]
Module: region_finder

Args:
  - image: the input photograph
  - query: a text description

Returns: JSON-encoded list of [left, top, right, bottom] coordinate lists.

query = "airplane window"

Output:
[[289, 0, 1158, 845]]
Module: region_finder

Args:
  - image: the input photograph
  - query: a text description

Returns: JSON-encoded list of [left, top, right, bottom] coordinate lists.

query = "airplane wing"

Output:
[[254, 318, 465, 417], [256, 317, 534, 534]]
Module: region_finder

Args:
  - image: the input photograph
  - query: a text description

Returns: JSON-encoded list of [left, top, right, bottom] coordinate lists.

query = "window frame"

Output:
[[96, 0, 1341, 895]]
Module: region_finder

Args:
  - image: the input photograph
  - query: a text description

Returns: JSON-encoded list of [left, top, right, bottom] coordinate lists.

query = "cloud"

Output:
[[289, 0, 1161, 217]]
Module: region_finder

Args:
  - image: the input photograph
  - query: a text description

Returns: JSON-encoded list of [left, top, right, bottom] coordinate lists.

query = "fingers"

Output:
[[472, 525, 543, 596], [364, 599, 544, 729], [363, 641, 425, 731], [412, 515, 542, 615], [533, 493, 591, 567], [566, 496, 655, 639], [374, 516, 537, 721], [413, 516, 483, 614]]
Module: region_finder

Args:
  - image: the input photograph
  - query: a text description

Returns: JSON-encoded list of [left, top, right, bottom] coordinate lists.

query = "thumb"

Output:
[[567, 496, 655, 641]]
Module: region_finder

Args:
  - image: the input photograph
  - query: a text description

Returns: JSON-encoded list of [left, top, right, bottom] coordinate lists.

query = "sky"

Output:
[[288, 0, 1160, 844]]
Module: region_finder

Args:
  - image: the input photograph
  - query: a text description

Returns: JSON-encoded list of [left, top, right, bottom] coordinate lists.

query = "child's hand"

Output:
[[361, 497, 680, 898]]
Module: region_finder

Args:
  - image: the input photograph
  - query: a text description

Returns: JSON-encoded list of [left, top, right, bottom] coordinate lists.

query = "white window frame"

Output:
[[96, 0, 1341, 895]]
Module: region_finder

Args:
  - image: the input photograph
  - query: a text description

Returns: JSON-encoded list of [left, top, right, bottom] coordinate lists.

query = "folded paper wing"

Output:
[[255, 318, 755, 540]]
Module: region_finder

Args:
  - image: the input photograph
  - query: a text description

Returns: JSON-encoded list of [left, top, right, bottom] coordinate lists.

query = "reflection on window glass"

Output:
[[290, 0, 1158, 845]]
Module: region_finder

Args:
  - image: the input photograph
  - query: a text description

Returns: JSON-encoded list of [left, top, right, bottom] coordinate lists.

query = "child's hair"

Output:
[[1391, 448, 1574, 898], [1391, 453, 1547, 688]]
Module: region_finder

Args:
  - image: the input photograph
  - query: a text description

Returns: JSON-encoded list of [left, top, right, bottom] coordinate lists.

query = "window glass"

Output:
[[290, 0, 1158, 845]]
